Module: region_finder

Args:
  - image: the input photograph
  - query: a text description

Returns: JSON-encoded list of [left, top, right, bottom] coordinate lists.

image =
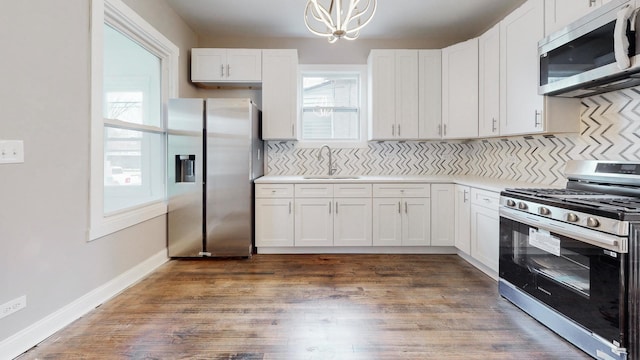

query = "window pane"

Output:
[[302, 72, 360, 141], [103, 24, 161, 127], [104, 128, 163, 214]]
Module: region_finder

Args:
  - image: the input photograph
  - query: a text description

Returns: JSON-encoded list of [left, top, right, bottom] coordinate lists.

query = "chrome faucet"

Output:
[[318, 144, 336, 176]]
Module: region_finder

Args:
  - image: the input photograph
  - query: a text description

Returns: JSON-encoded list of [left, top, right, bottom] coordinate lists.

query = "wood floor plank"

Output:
[[17, 254, 589, 359]]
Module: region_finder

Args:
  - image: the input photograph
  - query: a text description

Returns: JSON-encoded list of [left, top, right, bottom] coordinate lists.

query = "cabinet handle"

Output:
[[438, 124, 442, 135], [463, 190, 469, 203], [289, 201, 292, 214], [220, 64, 224, 78], [589, 0, 596, 6], [291, 124, 295, 136], [398, 201, 401, 214], [227, 64, 230, 77], [329, 201, 332, 214], [336, 201, 339, 214], [397, 124, 401, 137], [534, 110, 542, 127], [392, 124, 395, 136], [443, 124, 447, 136], [404, 201, 408, 214], [492, 118, 497, 133]]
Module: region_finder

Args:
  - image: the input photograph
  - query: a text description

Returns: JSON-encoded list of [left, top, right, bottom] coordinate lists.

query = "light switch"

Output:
[[0, 140, 24, 164]]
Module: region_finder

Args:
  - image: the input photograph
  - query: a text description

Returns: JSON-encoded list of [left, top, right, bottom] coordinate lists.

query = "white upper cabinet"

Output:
[[191, 48, 262, 83], [499, 0, 579, 136], [544, 0, 610, 36], [418, 50, 443, 139], [442, 38, 479, 139], [262, 49, 298, 140], [478, 23, 501, 138], [368, 50, 419, 140]]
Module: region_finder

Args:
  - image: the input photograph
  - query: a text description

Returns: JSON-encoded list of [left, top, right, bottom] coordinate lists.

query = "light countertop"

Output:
[[255, 175, 561, 193]]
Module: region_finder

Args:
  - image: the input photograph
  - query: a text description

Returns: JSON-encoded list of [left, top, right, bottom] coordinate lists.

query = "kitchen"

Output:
[[1, 0, 639, 359]]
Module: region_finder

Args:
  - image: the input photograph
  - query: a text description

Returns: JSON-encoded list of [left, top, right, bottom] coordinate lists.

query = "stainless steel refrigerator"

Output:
[[167, 98, 263, 257]]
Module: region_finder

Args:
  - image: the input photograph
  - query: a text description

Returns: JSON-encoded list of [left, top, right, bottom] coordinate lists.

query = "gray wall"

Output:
[[0, 0, 198, 346]]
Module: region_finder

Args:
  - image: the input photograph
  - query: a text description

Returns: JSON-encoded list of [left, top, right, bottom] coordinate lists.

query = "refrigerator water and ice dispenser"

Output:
[[175, 155, 196, 183]]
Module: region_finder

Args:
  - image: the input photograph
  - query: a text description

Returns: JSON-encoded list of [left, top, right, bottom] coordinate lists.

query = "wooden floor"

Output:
[[18, 254, 589, 359]]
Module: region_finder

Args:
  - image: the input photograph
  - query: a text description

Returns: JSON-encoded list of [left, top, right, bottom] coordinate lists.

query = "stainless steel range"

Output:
[[499, 160, 640, 360]]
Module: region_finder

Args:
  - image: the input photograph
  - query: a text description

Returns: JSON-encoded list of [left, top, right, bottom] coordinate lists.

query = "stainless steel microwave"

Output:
[[539, 0, 640, 97]]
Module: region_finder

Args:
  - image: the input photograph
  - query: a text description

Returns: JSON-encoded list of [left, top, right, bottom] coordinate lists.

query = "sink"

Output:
[[303, 175, 360, 180]]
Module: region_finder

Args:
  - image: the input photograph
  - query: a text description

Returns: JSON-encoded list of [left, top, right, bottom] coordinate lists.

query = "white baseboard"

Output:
[[256, 246, 458, 255], [0, 249, 168, 360], [457, 250, 498, 281]]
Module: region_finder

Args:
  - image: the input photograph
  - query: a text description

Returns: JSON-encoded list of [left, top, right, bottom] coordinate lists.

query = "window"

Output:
[[90, 0, 178, 240], [299, 65, 367, 147]]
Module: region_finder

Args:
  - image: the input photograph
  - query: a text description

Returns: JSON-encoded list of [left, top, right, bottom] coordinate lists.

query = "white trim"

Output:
[[297, 64, 369, 149], [89, 202, 167, 240], [89, 0, 178, 241], [256, 246, 457, 254], [457, 250, 498, 280], [0, 250, 168, 360]]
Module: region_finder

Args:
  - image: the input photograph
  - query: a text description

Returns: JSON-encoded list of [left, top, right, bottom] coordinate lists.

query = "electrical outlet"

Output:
[[0, 295, 27, 319], [0, 140, 25, 164]]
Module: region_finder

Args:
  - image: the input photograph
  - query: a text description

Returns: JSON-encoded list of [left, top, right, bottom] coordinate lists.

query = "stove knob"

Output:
[[518, 202, 528, 210], [586, 217, 600, 228], [538, 207, 551, 216], [566, 213, 579, 223], [506, 199, 516, 207]]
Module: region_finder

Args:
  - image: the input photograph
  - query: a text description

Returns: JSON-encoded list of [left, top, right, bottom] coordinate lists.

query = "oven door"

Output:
[[499, 208, 627, 347]]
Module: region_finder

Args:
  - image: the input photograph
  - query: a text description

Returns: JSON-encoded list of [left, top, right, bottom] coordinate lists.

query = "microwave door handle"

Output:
[[614, 4, 634, 70]]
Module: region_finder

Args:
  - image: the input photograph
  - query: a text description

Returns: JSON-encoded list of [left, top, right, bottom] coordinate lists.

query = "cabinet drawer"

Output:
[[470, 188, 500, 211], [295, 184, 334, 198], [373, 183, 430, 198], [255, 184, 294, 198], [334, 184, 372, 198]]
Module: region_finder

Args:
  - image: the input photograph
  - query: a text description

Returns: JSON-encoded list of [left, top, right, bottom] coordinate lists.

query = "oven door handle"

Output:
[[500, 207, 628, 253]]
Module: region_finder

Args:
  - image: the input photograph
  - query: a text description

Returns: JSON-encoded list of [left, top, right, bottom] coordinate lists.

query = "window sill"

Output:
[[88, 201, 167, 241]]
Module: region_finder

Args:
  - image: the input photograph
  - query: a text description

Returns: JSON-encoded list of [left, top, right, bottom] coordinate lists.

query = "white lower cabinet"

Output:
[[295, 198, 333, 246], [470, 188, 500, 273], [255, 184, 294, 247], [372, 184, 431, 246], [294, 183, 372, 247], [430, 184, 455, 246], [454, 185, 471, 254], [334, 198, 372, 246]]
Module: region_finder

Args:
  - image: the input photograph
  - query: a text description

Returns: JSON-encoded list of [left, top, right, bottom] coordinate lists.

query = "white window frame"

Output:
[[297, 64, 368, 149], [89, 0, 178, 240]]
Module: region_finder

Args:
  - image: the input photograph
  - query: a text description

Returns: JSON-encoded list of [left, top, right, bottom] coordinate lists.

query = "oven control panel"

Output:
[[500, 196, 629, 237]]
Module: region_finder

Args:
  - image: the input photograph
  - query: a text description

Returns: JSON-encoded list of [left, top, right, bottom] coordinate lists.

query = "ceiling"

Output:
[[164, 0, 527, 43]]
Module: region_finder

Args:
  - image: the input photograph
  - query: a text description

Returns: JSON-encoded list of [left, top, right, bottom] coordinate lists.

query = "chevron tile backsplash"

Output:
[[265, 87, 640, 186]]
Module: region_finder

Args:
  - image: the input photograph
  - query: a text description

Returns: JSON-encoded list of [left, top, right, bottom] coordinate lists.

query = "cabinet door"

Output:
[[471, 204, 499, 273], [262, 49, 298, 140], [402, 198, 431, 246], [368, 50, 396, 140], [372, 198, 402, 246], [225, 49, 262, 82], [544, 0, 600, 36], [500, 0, 544, 135], [255, 198, 294, 247], [419, 50, 442, 139], [191, 48, 226, 82], [295, 198, 333, 246], [395, 50, 419, 139], [430, 184, 454, 246], [454, 185, 471, 254], [442, 38, 479, 139], [479, 23, 500, 137], [334, 198, 373, 247]]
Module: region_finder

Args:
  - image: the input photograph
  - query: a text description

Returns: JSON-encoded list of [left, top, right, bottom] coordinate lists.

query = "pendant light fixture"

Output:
[[304, 0, 377, 43]]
